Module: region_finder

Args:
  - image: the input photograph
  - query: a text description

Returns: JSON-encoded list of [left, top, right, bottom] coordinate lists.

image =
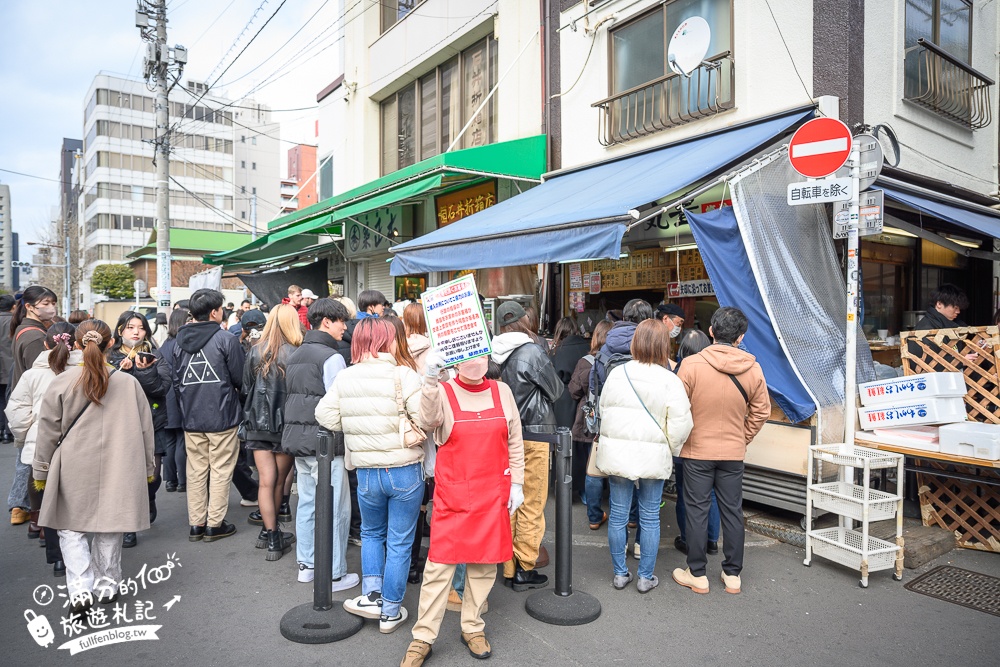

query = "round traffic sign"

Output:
[[788, 118, 853, 179]]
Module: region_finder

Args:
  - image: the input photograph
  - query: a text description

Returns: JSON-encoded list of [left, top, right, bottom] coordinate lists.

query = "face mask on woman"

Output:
[[31, 304, 57, 322], [456, 356, 488, 382]]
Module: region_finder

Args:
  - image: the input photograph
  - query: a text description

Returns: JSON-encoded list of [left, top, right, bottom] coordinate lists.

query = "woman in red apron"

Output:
[[400, 354, 525, 667]]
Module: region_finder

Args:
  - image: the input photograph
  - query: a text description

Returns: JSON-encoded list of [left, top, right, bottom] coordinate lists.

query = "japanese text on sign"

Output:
[[787, 177, 853, 205], [422, 274, 492, 366]]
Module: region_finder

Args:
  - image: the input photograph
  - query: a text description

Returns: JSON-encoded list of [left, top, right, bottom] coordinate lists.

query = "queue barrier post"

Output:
[[524, 427, 602, 626], [280, 430, 364, 643]]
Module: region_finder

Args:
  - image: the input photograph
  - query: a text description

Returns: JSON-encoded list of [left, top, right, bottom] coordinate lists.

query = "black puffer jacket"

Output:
[[552, 335, 590, 430], [491, 332, 562, 433], [156, 337, 182, 430], [282, 330, 343, 457], [107, 345, 169, 431], [240, 342, 294, 443], [171, 321, 245, 433]]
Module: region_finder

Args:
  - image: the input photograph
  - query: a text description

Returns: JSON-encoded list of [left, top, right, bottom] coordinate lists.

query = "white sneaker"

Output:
[[633, 542, 641, 559], [240, 498, 258, 507], [379, 606, 408, 634], [332, 573, 360, 592], [297, 564, 314, 583], [343, 591, 382, 619]]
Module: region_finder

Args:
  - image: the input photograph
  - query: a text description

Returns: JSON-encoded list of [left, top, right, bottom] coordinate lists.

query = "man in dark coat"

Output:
[[915, 284, 969, 330]]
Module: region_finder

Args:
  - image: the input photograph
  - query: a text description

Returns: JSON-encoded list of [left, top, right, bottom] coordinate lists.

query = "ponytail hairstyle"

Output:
[[10, 285, 58, 337], [75, 319, 113, 405], [46, 322, 77, 375]]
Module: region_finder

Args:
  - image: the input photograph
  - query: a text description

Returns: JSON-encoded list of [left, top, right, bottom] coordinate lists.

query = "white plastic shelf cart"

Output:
[[803, 443, 905, 587]]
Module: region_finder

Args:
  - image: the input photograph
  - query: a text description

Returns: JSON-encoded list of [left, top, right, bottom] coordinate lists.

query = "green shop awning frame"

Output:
[[128, 228, 257, 260], [204, 135, 547, 268]]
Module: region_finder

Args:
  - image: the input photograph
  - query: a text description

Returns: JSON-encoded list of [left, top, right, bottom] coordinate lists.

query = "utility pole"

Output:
[[137, 0, 186, 314], [250, 193, 257, 306]]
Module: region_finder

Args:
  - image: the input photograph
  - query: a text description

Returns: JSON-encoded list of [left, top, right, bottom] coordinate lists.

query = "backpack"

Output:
[[582, 350, 631, 436]]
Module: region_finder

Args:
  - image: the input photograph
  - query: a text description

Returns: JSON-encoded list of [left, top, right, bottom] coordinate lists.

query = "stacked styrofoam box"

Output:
[[939, 423, 1000, 461], [857, 373, 967, 430]]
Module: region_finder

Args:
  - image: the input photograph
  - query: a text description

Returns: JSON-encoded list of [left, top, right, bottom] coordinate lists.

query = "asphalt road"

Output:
[[2, 443, 998, 667]]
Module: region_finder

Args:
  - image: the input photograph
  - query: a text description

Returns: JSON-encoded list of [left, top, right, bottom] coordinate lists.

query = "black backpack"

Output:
[[582, 350, 631, 436]]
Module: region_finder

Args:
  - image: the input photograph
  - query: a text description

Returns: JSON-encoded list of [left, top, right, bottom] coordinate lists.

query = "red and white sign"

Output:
[[788, 118, 853, 179]]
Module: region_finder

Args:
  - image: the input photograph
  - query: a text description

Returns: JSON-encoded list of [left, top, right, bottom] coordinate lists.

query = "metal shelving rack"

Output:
[[803, 443, 905, 587]]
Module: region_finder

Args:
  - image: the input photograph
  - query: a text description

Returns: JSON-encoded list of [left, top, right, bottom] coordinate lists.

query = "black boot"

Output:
[[408, 509, 426, 584], [122, 532, 138, 549], [53, 560, 66, 577], [247, 510, 263, 526], [255, 526, 268, 549], [149, 498, 157, 524], [511, 565, 548, 592], [265, 528, 294, 562], [278, 501, 292, 523]]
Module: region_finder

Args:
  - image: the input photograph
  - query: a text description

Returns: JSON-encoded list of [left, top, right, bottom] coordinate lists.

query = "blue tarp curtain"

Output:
[[686, 207, 816, 423], [389, 107, 816, 276], [880, 186, 1000, 239]]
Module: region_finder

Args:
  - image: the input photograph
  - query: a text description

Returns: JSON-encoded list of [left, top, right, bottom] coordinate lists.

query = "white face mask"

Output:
[[120, 337, 140, 348], [669, 325, 682, 339], [32, 305, 57, 322]]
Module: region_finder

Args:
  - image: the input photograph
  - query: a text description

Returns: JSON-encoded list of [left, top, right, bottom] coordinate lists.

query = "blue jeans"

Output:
[[584, 474, 606, 524], [296, 456, 351, 579], [356, 463, 424, 618], [674, 457, 720, 543], [608, 476, 664, 580], [452, 563, 467, 597], [8, 456, 30, 511]]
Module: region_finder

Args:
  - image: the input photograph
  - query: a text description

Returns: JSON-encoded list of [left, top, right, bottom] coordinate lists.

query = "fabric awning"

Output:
[[389, 107, 815, 276], [880, 186, 1000, 239]]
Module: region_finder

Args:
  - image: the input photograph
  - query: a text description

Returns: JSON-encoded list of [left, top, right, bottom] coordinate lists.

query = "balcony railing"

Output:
[[593, 53, 734, 147], [903, 38, 994, 130]]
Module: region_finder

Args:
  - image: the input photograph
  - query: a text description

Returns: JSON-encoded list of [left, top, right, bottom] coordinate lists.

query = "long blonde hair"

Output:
[[257, 304, 303, 377]]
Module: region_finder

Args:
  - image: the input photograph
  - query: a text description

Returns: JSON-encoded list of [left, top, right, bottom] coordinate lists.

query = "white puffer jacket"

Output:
[[5, 349, 85, 465], [315, 353, 425, 469], [595, 361, 693, 480]]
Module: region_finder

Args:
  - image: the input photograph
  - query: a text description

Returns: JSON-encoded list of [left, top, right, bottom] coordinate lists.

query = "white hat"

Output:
[[301, 288, 318, 299]]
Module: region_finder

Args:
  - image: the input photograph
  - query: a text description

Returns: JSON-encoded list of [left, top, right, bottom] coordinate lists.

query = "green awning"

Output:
[[128, 229, 254, 259], [205, 135, 546, 267]]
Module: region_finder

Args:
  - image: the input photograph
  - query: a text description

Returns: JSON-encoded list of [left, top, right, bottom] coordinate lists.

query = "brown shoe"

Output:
[[10, 508, 29, 525], [721, 571, 742, 594], [589, 511, 608, 531], [535, 545, 549, 569], [400, 640, 432, 667], [446, 589, 463, 612], [27, 510, 41, 538], [461, 631, 492, 659], [671, 567, 710, 594]]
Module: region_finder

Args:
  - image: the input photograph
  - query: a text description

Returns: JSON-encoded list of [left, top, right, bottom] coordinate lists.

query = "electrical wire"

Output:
[[168, 175, 258, 232], [762, 0, 813, 105], [190, 0, 239, 47], [895, 139, 999, 186], [169, 152, 287, 213]]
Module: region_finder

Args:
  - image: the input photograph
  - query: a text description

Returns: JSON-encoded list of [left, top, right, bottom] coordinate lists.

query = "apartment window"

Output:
[[905, 0, 971, 63], [251, 187, 257, 194], [252, 162, 256, 170], [381, 0, 417, 33], [241, 186, 246, 195], [241, 160, 246, 168], [241, 211, 247, 219], [241, 135, 246, 143], [380, 37, 498, 175], [319, 153, 333, 200], [251, 136, 257, 145]]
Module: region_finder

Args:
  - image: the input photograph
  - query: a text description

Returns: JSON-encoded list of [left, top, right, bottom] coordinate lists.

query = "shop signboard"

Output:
[[787, 177, 852, 205], [435, 180, 496, 227], [422, 274, 492, 366], [583, 273, 591, 290], [345, 206, 411, 258], [589, 272, 601, 294], [833, 189, 884, 239], [667, 279, 715, 298], [700, 199, 732, 213]]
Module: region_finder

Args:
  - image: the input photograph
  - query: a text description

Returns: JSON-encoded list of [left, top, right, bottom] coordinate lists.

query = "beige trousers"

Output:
[[411, 561, 496, 643], [503, 438, 549, 578], [185, 427, 239, 527]]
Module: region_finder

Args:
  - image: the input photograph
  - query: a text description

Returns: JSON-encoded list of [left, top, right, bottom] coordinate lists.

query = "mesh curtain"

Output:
[[730, 157, 875, 444]]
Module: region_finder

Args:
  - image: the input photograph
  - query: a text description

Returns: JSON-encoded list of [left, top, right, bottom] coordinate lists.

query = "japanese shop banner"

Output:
[[422, 274, 492, 366]]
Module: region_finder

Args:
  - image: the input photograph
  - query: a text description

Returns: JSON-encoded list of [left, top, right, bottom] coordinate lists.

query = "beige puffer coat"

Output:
[[315, 353, 425, 469], [6, 350, 85, 464]]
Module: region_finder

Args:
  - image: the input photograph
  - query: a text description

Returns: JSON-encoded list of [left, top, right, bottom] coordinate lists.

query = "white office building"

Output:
[[0, 184, 12, 292]]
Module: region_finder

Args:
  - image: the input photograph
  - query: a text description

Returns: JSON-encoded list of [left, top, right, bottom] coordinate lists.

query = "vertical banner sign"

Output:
[[568, 263, 583, 289], [156, 250, 172, 307], [422, 274, 492, 366]]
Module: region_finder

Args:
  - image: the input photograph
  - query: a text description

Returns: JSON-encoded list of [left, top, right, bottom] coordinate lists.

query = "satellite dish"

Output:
[[667, 16, 711, 77]]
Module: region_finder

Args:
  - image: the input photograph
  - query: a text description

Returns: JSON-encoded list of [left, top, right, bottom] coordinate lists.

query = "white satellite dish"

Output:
[[667, 16, 712, 77]]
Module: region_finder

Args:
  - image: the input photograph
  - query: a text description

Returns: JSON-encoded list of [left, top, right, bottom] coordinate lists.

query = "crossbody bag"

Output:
[[57, 369, 117, 448], [393, 371, 427, 448]]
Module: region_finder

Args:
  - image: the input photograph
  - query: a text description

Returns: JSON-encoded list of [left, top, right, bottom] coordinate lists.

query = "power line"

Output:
[[190, 0, 239, 46], [762, 0, 813, 105], [169, 175, 259, 232], [169, 151, 287, 213]]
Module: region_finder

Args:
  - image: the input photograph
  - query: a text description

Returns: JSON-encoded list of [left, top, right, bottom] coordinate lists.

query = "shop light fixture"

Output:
[[940, 233, 982, 249], [659, 242, 699, 253], [881, 226, 918, 239]]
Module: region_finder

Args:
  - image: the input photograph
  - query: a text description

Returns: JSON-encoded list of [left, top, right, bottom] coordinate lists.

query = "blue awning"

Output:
[[881, 186, 1000, 239], [686, 207, 816, 423], [390, 107, 815, 275]]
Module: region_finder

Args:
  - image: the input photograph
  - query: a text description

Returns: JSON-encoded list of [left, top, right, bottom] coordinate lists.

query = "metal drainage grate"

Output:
[[904, 566, 1000, 618]]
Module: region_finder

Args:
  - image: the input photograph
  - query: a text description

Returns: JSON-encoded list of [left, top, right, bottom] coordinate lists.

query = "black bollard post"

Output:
[[524, 427, 601, 626], [280, 429, 364, 643]]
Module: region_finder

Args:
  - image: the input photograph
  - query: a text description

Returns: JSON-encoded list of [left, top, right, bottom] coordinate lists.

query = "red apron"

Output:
[[428, 379, 513, 564]]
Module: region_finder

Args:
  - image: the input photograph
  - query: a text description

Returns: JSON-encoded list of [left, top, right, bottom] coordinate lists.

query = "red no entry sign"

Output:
[[788, 118, 853, 178]]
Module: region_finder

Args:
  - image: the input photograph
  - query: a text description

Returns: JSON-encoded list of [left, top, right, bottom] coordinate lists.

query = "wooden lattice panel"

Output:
[[900, 326, 1000, 424], [915, 458, 1000, 552]]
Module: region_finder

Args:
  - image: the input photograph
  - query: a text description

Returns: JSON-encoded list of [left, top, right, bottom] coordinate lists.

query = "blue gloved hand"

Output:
[[507, 483, 524, 516]]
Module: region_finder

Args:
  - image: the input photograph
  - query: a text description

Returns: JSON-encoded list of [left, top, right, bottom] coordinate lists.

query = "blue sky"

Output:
[[0, 0, 343, 265]]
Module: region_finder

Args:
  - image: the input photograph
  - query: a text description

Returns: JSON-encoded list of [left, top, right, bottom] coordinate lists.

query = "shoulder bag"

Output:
[[623, 364, 668, 442], [394, 370, 427, 448], [57, 369, 117, 448]]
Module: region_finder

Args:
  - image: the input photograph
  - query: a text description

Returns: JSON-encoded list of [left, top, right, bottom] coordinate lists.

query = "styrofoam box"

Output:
[[856, 427, 940, 452], [858, 372, 966, 407], [938, 422, 1000, 461], [858, 397, 967, 430]]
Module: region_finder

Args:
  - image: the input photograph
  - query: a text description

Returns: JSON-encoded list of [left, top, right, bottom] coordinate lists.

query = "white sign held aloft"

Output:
[[787, 177, 853, 205], [422, 274, 492, 367]]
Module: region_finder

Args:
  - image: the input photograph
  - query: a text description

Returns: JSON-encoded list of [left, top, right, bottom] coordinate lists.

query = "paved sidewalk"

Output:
[[2, 444, 998, 666]]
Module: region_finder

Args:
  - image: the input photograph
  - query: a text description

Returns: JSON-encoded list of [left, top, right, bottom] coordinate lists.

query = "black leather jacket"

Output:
[[496, 338, 563, 433], [240, 342, 294, 443]]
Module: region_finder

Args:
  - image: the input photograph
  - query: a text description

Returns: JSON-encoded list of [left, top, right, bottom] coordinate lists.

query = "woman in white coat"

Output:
[[596, 319, 693, 593]]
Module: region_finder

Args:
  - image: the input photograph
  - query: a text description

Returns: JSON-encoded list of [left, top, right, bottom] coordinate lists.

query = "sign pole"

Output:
[[844, 141, 861, 447]]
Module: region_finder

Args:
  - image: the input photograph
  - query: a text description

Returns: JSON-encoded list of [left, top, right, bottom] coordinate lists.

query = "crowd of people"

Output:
[[3, 279, 787, 665]]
